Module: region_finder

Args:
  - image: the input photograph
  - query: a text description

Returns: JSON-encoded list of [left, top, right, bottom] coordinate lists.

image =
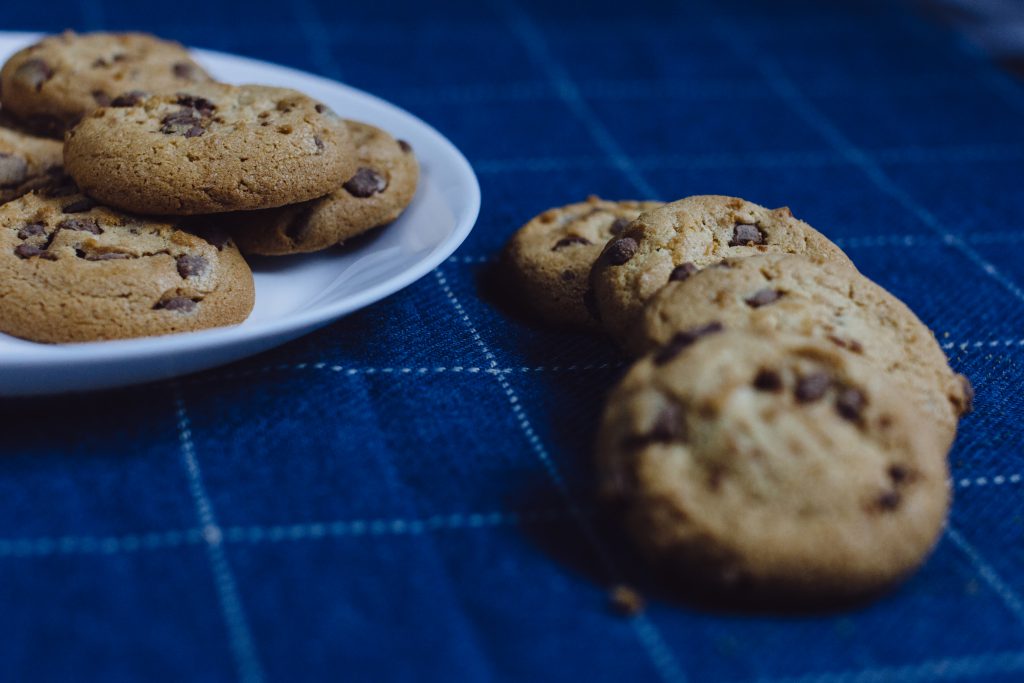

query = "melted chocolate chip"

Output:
[[77, 249, 129, 261], [398, 139, 412, 153], [669, 262, 698, 282], [888, 465, 909, 484], [608, 217, 631, 236], [753, 368, 783, 392], [183, 125, 205, 138], [343, 167, 388, 197], [58, 218, 102, 234], [795, 372, 831, 403], [172, 62, 200, 80], [552, 235, 591, 250], [154, 297, 197, 312], [876, 491, 901, 511], [15, 58, 52, 92], [313, 135, 324, 151], [0, 153, 28, 188], [728, 223, 765, 247], [653, 321, 724, 365], [62, 198, 95, 214], [315, 103, 327, 114], [835, 387, 866, 421], [161, 109, 203, 135], [175, 95, 216, 115], [14, 243, 44, 259], [176, 254, 208, 278], [17, 222, 46, 239], [604, 236, 638, 265], [92, 90, 111, 107], [745, 288, 782, 308], [111, 91, 146, 107]]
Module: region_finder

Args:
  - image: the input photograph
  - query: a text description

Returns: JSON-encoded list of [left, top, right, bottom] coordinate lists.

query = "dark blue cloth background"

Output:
[[2, 0, 1024, 681]]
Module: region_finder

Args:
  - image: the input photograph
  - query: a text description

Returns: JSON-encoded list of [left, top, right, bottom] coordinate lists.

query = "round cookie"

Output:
[[64, 83, 356, 215], [597, 330, 950, 599], [636, 254, 970, 448], [0, 117, 64, 204], [227, 120, 419, 255], [0, 191, 254, 342], [589, 195, 852, 348], [0, 31, 212, 137], [502, 196, 664, 328]]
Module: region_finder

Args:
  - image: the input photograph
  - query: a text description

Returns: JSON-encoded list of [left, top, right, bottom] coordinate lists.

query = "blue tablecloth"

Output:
[[3, 0, 1024, 681]]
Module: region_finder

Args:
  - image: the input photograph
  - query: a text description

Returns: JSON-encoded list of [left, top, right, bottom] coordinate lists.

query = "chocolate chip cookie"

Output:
[[636, 254, 970, 448], [0, 117, 64, 204], [0, 31, 212, 137], [0, 191, 254, 342], [589, 195, 852, 349], [227, 120, 418, 255], [597, 330, 950, 599], [64, 83, 356, 215], [502, 197, 664, 328]]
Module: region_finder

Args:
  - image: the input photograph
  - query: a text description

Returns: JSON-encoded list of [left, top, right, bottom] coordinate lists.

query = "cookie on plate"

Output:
[[502, 196, 663, 328], [227, 120, 419, 255], [597, 330, 950, 599], [0, 31, 212, 137], [0, 117, 64, 204], [636, 254, 970, 447], [64, 83, 356, 215], [589, 195, 852, 349], [0, 190, 254, 342]]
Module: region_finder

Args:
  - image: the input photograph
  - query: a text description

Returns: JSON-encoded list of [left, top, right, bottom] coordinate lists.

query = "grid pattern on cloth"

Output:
[[2, 0, 1024, 681]]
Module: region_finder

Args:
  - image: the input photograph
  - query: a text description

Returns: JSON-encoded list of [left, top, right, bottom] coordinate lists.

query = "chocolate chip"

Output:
[[876, 491, 901, 511], [835, 387, 866, 421], [172, 62, 200, 80], [608, 217, 631, 236], [669, 262, 698, 282], [175, 95, 216, 115], [625, 403, 686, 448], [745, 288, 782, 308], [155, 297, 197, 312], [0, 153, 28, 188], [795, 372, 831, 403], [957, 374, 974, 415], [17, 222, 45, 239], [315, 103, 326, 113], [14, 243, 43, 259], [560, 269, 575, 281], [58, 218, 102, 234], [62, 198, 95, 214], [398, 139, 412, 153], [888, 465, 909, 484], [552, 235, 591, 250], [753, 368, 783, 392], [176, 254, 207, 278], [728, 223, 764, 247], [343, 167, 388, 197], [15, 58, 52, 92], [183, 125, 205, 138], [91, 57, 109, 68], [111, 91, 146, 107], [604, 236, 638, 265], [161, 109, 202, 135], [77, 249, 129, 261], [653, 321, 724, 365], [313, 135, 324, 151], [92, 90, 111, 107]]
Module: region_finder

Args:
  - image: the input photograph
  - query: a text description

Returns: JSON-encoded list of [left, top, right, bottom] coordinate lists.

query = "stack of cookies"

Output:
[[504, 195, 972, 602], [0, 31, 418, 343]]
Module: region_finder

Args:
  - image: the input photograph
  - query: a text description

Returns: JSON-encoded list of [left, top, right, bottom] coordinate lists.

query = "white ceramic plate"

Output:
[[0, 33, 480, 397]]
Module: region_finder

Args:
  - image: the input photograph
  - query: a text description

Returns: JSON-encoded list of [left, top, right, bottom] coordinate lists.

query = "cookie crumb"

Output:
[[609, 585, 645, 616]]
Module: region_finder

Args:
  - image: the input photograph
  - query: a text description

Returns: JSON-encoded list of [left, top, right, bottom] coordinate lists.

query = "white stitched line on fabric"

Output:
[[183, 362, 626, 385], [495, 0, 658, 199], [733, 650, 1024, 683], [0, 510, 572, 558], [172, 383, 266, 683], [434, 265, 687, 683], [958, 474, 1023, 489], [727, 47, 1024, 307], [946, 526, 1024, 625], [471, 144, 1024, 174], [941, 339, 1024, 351]]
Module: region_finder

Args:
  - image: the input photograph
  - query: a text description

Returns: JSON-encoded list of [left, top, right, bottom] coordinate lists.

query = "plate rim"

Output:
[[0, 32, 481, 370]]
